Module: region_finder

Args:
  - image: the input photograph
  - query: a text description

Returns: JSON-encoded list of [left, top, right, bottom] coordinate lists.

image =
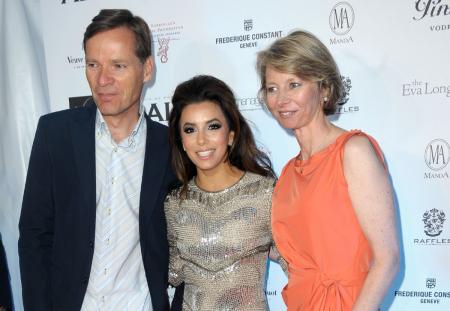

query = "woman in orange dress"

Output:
[[256, 30, 400, 311]]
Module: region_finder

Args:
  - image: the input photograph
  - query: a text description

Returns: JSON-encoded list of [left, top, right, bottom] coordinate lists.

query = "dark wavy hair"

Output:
[[83, 9, 152, 63], [169, 75, 275, 196]]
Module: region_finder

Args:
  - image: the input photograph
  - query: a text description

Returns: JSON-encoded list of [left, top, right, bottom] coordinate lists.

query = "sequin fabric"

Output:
[[165, 172, 276, 311]]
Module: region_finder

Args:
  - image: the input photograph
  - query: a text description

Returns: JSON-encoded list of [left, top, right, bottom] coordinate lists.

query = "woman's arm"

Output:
[[343, 135, 400, 311], [165, 195, 184, 287]]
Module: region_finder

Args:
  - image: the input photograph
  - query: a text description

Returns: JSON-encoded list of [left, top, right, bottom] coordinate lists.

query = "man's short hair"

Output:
[[83, 9, 152, 63]]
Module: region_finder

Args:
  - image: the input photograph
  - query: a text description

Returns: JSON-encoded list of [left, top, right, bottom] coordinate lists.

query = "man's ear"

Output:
[[143, 57, 154, 83]]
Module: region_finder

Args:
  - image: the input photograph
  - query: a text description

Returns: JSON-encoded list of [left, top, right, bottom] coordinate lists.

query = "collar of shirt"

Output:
[[95, 105, 146, 151]]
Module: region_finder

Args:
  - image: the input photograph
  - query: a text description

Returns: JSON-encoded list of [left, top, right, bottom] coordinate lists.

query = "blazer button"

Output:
[[89, 241, 94, 248], [82, 277, 88, 285]]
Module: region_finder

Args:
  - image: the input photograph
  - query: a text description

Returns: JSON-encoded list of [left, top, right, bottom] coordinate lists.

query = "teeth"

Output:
[[197, 150, 213, 157], [280, 111, 294, 117]]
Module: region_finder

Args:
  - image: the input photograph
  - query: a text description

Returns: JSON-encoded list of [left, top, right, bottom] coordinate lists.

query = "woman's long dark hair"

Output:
[[169, 75, 275, 196]]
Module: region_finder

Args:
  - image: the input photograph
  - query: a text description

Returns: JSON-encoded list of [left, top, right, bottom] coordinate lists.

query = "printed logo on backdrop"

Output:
[[265, 290, 278, 302], [150, 21, 184, 64], [157, 37, 170, 63], [423, 208, 446, 237], [423, 139, 450, 179], [334, 75, 359, 114], [413, 0, 450, 32], [237, 97, 263, 111], [215, 19, 283, 49], [244, 19, 253, 31], [426, 278, 437, 289], [329, 2, 355, 45], [67, 55, 85, 70], [394, 277, 450, 305], [143, 97, 172, 123], [425, 139, 450, 171], [414, 208, 450, 246], [402, 79, 450, 98]]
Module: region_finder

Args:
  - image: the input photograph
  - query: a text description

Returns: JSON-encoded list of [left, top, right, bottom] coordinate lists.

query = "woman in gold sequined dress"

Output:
[[166, 75, 278, 310]]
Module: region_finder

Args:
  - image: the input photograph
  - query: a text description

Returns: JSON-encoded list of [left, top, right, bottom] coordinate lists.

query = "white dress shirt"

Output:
[[81, 107, 152, 311]]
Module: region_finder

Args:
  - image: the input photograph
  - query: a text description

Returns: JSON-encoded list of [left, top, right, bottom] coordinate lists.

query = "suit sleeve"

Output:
[[18, 117, 54, 310], [0, 235, 13, 309]]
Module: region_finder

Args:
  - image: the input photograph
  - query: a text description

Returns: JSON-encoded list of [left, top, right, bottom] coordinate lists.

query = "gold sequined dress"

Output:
[[165, 172, 275, 311]]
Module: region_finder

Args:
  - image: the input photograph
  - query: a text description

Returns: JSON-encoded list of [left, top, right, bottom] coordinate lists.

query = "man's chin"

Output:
[[98, 110, 117, 117], [95, 107, 116, 117], [94, 101, 115, 115]]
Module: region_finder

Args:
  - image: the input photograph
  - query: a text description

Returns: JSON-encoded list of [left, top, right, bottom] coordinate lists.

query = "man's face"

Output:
[[85, 27, 153, 122]]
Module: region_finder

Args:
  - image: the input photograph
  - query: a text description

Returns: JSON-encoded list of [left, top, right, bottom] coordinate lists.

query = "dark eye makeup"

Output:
[[183, 126, 195, 134], [208, 122, 222, 130]]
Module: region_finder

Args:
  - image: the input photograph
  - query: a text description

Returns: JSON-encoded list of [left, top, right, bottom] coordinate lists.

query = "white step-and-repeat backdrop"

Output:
[[19, 0, 450, 309]]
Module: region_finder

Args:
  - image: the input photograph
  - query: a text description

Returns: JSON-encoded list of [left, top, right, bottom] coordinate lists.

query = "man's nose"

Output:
[[97, 67, 113, 86]]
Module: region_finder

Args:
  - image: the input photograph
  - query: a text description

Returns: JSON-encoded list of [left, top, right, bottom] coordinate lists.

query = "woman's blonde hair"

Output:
[[256, 30, 343, 115]]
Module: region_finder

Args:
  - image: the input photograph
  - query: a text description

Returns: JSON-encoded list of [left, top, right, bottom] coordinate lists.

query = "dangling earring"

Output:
[[323, 96, 329, 103]]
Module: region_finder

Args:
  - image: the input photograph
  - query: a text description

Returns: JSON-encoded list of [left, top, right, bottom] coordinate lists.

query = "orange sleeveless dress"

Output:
[[272, 130, 385, 311]]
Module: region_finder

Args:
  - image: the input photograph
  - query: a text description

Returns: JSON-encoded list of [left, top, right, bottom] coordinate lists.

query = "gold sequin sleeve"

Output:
[[165, 192, 184, 287]]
